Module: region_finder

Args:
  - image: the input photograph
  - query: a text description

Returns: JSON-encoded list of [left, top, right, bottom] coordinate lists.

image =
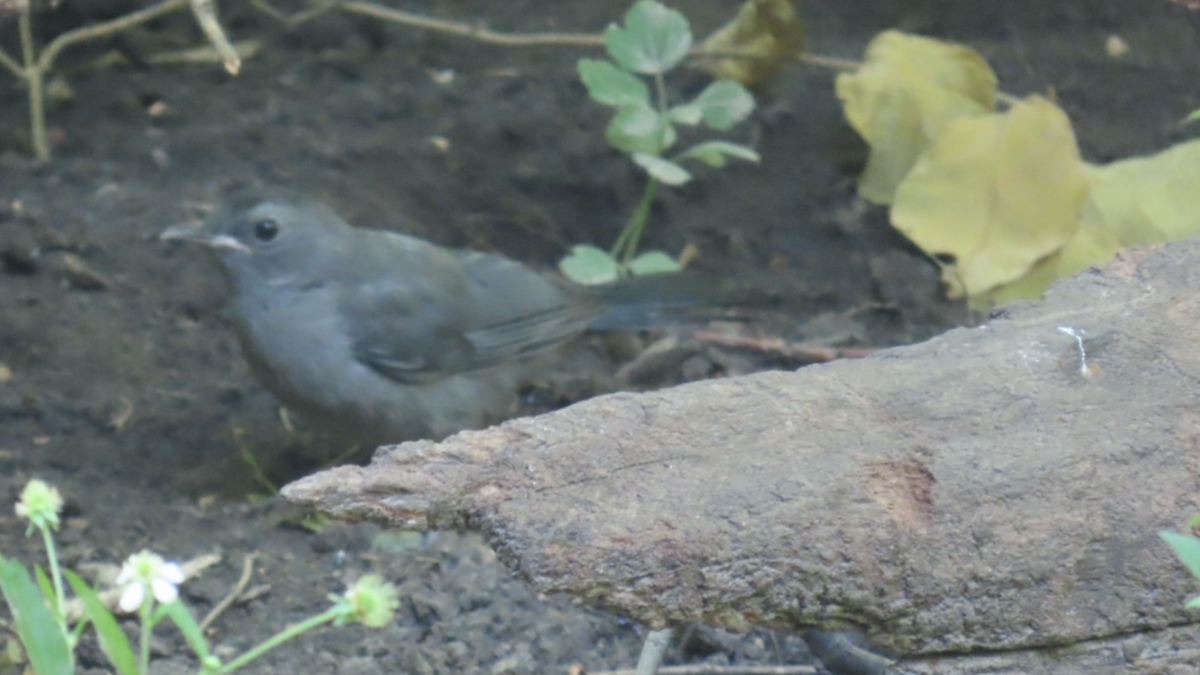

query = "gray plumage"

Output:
[[163, 190, 718, 449]]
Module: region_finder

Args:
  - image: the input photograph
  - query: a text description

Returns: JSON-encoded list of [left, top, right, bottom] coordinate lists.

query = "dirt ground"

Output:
[[0, 0, 1197, 673]]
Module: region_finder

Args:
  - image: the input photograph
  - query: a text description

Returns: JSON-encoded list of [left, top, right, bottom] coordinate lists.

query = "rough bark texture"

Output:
[[284, 240, 1200, 674]]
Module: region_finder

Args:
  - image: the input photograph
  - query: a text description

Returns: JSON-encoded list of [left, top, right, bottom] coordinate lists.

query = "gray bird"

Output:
[[162, 189, 723, 449]]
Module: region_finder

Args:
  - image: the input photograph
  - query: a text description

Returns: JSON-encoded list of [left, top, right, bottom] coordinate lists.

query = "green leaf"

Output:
[[676, 140, 760, 168], [633, 153, 692, 185], [160, 600, 212, 663], [1162, 531, 1200, 581], [560, 245, 621, 285], [0, 556, 72, 675], [34, 564, 56, 607], [65, 570, 136, 675], [628, 251, 682, 275], [605, 103, 674, 154], [578, 59, 650, 108], [690, 80, 756, 130], [667, 103, 702, 125], [371, 530, 428, 553], [605, 0, 692, 75]]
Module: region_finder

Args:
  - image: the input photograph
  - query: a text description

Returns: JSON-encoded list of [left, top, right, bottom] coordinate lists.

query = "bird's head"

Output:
[[162, 190, 350, 288]]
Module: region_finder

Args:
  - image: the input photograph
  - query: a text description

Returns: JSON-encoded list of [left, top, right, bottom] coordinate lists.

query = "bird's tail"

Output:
[[585, 271, 759, 330]]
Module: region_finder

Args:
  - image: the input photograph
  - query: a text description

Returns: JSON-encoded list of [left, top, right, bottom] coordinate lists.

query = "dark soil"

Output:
[[0, 0, 1197, 673]]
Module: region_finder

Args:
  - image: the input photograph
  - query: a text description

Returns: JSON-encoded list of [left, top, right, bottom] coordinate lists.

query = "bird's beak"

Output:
[[160, 221, 250, 253]]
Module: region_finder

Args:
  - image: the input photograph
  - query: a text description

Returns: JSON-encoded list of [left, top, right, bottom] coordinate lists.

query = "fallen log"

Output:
[[284, 239, 1200, 674]]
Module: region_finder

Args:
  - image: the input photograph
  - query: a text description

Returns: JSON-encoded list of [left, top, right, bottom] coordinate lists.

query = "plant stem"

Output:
[[652, 70, 669, 123], [18, 8, 48, 161], [611, 68, 670, 265], [38, 527, 67, 629], [139, 597, 153, 675], [0, 45, 22, 78], [215, 607, 342, 674], [37, 0, 188, 74], [341, 1, 602, 47], [612, 176, 659, 264], [12, 0, 189, 160]]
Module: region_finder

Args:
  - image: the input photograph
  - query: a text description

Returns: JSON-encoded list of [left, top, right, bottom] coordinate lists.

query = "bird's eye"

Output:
[[253, 218, 281, 242]]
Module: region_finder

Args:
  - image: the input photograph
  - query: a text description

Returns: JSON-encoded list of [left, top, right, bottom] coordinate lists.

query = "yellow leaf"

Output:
[[971, 131, 1200, 306], [699, 0, 805, 87], [1080, 139, 1200, 246], [986, 255, 1059, 306], [891, 96, 1089, 306], [836, 31, 998, 204], [987, 216, 1123, 305]]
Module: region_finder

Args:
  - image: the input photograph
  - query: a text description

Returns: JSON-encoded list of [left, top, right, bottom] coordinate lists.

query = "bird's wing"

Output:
[[340, 274, 480, 384], [454, 250, 602, 364], [339, 244, 600, 385]]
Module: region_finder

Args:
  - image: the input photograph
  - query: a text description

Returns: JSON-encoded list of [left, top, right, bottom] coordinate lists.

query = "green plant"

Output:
[[0, 478, 399, 675], [561, 0, 760, 284], [1162, 521, 1200, 608]]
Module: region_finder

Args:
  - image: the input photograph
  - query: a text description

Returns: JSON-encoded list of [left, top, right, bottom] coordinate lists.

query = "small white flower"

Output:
[[115, 550, 185, 612]]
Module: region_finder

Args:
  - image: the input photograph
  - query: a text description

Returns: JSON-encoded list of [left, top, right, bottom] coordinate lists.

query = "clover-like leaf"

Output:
[[676, 140, 760, 168], [1162, 530, 1200, 607], [578, 59, 650, 108], [628, 250, 683, 275], [605, 103, 674, 155], [560, 245, 621, 285], [633, 153, 692, 185], [690, 80, 756, 130], [605, 0, 692, 75], [667, 103, 703, 125]]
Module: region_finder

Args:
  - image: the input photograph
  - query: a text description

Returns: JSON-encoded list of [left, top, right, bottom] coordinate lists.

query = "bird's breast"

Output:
[[227, 286, 521, 447]]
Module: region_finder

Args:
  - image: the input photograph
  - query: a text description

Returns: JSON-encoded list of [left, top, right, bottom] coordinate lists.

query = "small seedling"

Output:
[[1161, 529, 1200, 608], [0, 478, 399, 675], [561, 0, 760, 284]]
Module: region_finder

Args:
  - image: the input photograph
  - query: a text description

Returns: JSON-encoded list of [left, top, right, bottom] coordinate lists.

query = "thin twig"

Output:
[[996, 91, 1024, 107], [248, 0, 341, 28], [200, 552, 257, 631], [0, 44, 21, 77], [341, 0, 602, 48], [37, 0, 188, 74], [64, 39, 262, 74], [797, 52, 860, 71], [260, 0, 861, 72], [188, 0, 241, 74], [18, 7, 46, 160]]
